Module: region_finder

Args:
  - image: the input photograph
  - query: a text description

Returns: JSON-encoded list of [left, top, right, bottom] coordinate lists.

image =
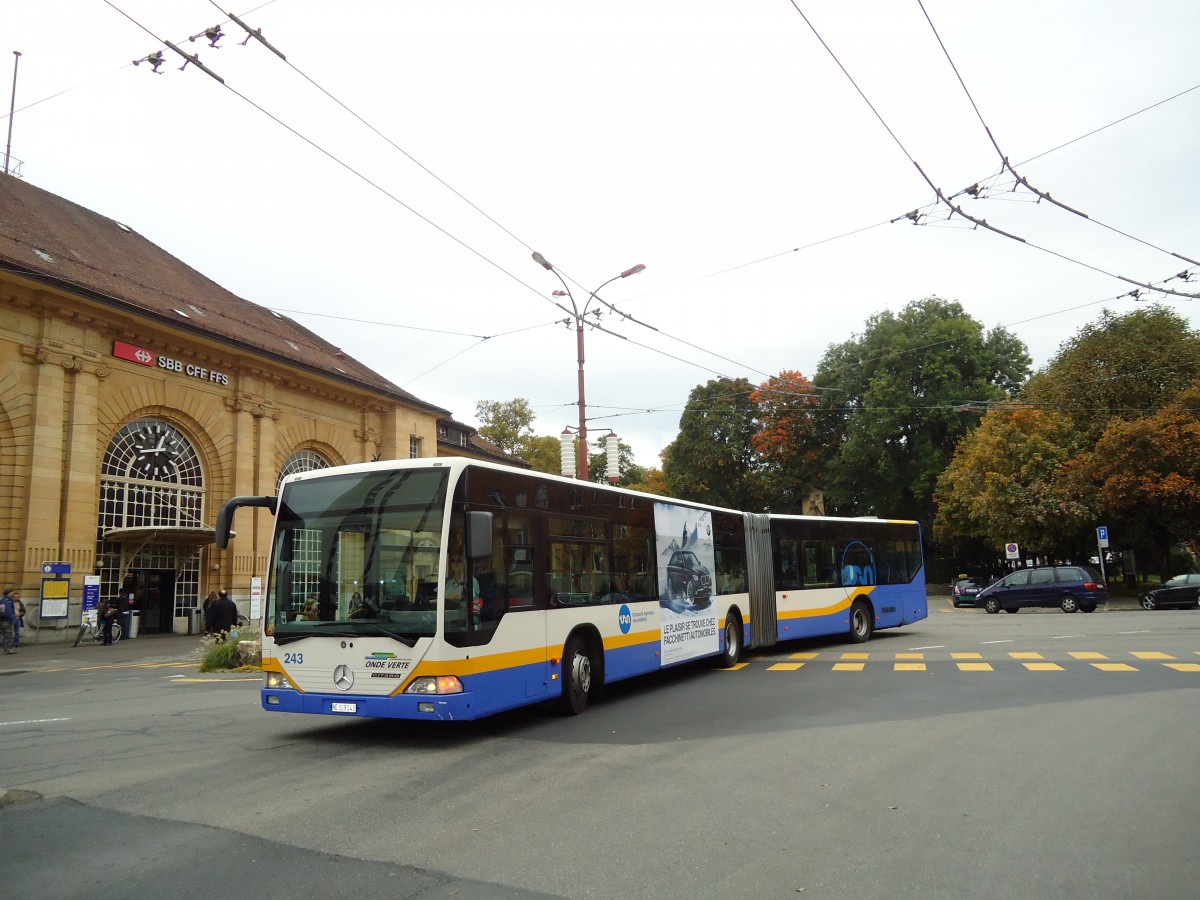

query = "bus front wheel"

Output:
[[559, 634, 593, 715]]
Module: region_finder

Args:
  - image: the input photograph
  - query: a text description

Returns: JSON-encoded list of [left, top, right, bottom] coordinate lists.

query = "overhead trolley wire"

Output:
[[915, 0, 1200, 269]]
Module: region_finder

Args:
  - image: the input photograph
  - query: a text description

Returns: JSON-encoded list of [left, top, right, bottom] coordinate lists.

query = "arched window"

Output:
[[277, 448, 330, 492], [99, 419, 205, 530], [96, 418, 206, 618]]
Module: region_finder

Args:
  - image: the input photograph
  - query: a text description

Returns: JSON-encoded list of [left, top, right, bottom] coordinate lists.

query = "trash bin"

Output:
[[127, 611, 140, 639], [187, 608, 201, 635]]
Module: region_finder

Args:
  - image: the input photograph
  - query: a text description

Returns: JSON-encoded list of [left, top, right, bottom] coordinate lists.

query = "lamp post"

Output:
[[532, 251, 645, 481]]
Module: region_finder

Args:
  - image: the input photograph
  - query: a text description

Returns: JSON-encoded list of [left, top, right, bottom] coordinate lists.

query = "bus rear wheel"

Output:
[[558, 634, 593, 715], [848, 600, 874, 643], [714, 612, 743, 668]]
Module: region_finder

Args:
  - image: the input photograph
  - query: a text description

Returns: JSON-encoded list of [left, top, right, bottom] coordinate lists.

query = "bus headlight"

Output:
[[265, 672, 287, 688], [404, 675, 463, 695]]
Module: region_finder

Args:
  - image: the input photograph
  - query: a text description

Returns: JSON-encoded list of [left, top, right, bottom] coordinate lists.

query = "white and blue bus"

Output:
[[217, 458, 926, 721]]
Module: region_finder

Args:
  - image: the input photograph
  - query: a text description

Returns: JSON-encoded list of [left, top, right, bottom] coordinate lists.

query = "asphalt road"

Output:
[[2, 603, 1199, 899]]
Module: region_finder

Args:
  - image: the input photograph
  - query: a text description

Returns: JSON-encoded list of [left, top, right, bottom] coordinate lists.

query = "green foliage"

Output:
[[521, 434, 563, 475], [934, 405, 1092, 557], [1023, 305, 1200, 443], [936, 306, 1200, 572], [662, 377, 768, 510], [586, 435, 643, 485], [814, 297, 1030, 522], [750, 371, 823, 513], [474, 398, 537, 455], [199, 634, 242, 672]]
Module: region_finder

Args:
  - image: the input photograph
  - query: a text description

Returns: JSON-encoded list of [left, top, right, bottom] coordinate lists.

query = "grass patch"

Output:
[[198, 629, 261, 672]]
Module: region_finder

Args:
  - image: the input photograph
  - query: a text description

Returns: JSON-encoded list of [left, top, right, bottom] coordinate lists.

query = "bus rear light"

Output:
[[405, 675, 463, 695]]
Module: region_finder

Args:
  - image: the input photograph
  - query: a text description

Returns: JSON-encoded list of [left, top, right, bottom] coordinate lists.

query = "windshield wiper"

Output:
[[278, 619, 419, 648]]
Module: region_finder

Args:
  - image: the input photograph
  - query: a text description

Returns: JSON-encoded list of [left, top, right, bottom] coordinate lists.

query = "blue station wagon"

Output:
[[975, 565, 1107, 614]]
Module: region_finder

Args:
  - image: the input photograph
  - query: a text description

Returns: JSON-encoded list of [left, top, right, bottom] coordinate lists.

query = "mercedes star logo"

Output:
[[333, 665, 354, 691]]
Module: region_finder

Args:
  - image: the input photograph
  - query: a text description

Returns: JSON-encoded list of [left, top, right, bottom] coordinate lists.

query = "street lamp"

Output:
[[532, 251, 645, 481]]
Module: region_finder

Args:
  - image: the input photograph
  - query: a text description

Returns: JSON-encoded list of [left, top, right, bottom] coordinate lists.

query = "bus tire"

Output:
[[558, 633, 594, 716], [714, 611, 743, 668], [848, 599, 874, 643]]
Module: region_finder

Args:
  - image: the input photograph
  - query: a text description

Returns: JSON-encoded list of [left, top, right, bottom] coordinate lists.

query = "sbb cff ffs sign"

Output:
[[113, 341, 229, 385]]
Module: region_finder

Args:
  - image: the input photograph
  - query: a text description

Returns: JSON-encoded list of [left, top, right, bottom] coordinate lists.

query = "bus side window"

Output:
[[802, 540, 838, 587], [775, 539, 800, 590]]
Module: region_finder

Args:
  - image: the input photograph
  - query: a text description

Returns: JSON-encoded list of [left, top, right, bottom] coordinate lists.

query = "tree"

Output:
[[521, 434, 563, 476], [933, 405, 1092, 559], [474, 398, 536, 455], [624, 466, 671, 496], [662, 377, 768, 510], [1023, 305, 1200, 443], [749, 370, 823, 513], [1087, 382, 1200, 576], [815, 297, 1031, 522], [586, 434, 644, 486]]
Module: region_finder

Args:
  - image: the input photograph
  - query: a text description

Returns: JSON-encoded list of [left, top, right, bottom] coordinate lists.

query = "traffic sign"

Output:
[[1097, 526, 1109, 548], [42, 561, 71, 575], [1005, 542, 1020, 560]]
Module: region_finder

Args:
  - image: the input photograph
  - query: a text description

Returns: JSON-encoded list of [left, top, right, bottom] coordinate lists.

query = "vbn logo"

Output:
[[618, 604, 632, 635]]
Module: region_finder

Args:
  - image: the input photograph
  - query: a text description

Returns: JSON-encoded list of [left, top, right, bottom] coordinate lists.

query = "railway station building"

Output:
[[0, 174, 523, 643]]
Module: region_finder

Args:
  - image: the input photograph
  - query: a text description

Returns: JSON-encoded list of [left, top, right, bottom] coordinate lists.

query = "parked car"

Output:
[[975, 565, 1107, 614], [1138, 573, 1200, 610], [951, 576, 987, 608], [663, 549, 712, 609]]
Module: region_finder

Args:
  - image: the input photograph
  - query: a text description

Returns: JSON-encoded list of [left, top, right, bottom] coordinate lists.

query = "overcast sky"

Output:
[[7, 1, 1200, 468]]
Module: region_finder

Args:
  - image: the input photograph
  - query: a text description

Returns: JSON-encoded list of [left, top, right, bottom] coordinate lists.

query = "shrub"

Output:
[[199, 634, 242, 671]]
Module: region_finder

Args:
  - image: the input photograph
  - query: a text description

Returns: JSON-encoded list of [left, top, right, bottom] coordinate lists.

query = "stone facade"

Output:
[[0, 175, 460, 643]]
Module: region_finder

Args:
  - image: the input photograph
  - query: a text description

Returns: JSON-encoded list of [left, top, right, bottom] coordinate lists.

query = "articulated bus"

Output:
[[217, 457, 926, 721]]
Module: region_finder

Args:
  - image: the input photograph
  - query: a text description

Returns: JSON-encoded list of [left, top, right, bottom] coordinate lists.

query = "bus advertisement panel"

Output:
[[654, 503, 718, 665]]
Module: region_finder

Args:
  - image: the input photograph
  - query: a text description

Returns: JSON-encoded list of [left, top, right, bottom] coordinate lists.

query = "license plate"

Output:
[[331, 702, 357, 713]]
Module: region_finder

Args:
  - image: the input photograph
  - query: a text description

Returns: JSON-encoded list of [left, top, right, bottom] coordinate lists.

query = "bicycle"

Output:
[[73, 616, 123, 646]]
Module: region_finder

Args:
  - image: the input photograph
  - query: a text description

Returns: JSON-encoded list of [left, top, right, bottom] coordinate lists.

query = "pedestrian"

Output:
[[207, 589, 239, 638], [98, 597, 118, 645], [7, 589, 23, 648], [1, 588, 17, 654], [202, 590, 218, 632]]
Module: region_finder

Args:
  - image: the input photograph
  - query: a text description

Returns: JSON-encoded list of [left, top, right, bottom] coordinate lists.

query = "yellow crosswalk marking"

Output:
[[951, 652, 982, 659], [768, 663, 804, 671], [832, 662, 866, 671], [839, 652, 870, 660], [1164, 663, 1200, 672], [789, 652, 819, 660], [1022, 663, 1063, 671], [1132, 652, 1175, 660], [1070, 652, 1108, 660], [1010, 652, 1045, 660], [721, 662, 749, 671], [1091, 663, 1137, 672], [956, 662, 993, 671]]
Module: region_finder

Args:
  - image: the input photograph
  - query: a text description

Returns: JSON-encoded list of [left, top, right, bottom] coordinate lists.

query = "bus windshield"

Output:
[[267, 467, 448, 646]]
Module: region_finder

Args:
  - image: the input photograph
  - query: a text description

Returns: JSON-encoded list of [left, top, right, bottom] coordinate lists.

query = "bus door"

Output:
[[744, 513, 777, 648]]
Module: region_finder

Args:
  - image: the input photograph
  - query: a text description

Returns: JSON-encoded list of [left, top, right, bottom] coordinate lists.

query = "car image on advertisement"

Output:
[[1138, 573, 1200, 610], [664, 549, 712, 610]]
